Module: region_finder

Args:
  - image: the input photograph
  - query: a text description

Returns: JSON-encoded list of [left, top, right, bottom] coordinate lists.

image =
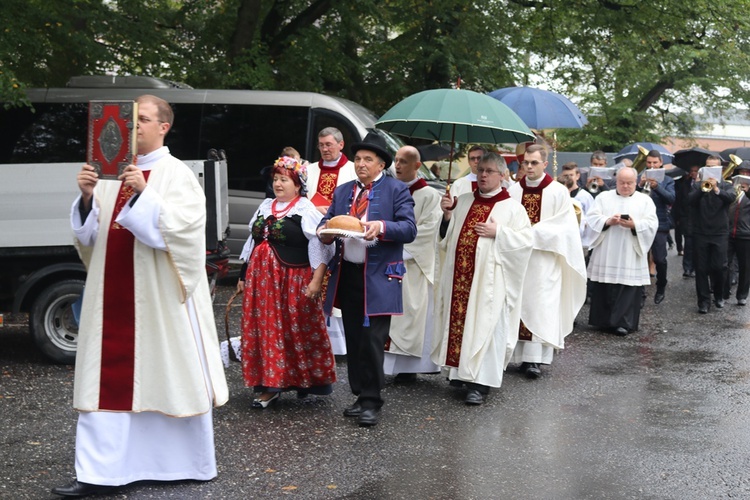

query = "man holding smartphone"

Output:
[[585, 167, 659, 335]]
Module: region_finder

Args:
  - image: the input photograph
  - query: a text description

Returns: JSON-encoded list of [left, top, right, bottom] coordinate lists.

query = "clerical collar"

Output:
[[357, 172, 383, 189], [403, 177, 420, 188], [137, 146, 169, 171], [466, 172, 477, 182], [478, 185, 503, 198], [322, 155, 343, 167], [525, 175, 544, 187]]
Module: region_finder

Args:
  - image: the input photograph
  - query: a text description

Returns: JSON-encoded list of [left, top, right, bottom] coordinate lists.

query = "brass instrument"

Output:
[[587, 181, 600, 194], [723, 154, 742, 180], [631, 145, 649, 174], [701, 179, 714, 192]]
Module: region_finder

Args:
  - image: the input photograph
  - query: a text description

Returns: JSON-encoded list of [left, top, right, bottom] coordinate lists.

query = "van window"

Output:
[[308, 108, 361, 163], [0, 103, 87, 163], [201, 104, 308, 192]]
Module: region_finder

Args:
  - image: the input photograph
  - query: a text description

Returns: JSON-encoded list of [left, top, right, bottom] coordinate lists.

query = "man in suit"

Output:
[[318, 133, 416, 427]]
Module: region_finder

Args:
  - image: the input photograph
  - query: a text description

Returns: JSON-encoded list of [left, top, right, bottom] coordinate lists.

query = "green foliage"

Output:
[[1, 0, 749, 149]]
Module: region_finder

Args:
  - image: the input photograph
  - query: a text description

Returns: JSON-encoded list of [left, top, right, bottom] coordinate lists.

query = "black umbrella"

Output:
[[416, 143, 452, 162], [720, 147, 750, 161], [672, 147, 724, 170], [665, 166, 688, 179]]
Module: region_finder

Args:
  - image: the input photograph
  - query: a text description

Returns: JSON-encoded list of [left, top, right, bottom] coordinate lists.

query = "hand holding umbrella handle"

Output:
[[445, 184, 458, 212]]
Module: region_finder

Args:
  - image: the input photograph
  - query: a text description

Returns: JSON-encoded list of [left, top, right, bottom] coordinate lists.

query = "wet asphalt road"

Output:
[[2, 248, 750, 499]]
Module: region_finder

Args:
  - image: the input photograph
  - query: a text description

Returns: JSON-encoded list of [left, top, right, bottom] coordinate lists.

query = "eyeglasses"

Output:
[[469, 155, 483, 162], [477, 168, 501, 175], [138, 116, 163, 124], [521, 160, 543, 167]]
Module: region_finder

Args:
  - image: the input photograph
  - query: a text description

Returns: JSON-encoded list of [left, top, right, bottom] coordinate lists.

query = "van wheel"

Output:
[[30, 280, 83, 364]]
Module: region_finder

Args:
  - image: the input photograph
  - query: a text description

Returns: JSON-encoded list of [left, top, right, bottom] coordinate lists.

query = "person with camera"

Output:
[[586, 167, 658, 335]]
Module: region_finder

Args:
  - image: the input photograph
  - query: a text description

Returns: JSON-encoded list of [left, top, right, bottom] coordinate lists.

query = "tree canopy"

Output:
[[2, 0, 749, 150]]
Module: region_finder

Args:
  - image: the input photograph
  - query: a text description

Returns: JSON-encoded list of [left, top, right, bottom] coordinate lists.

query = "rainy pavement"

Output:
[[2, 248, 750, 499]]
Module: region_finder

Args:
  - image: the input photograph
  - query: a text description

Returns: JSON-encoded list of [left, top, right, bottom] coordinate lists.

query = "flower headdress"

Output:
[[273, 156, 308, 196]]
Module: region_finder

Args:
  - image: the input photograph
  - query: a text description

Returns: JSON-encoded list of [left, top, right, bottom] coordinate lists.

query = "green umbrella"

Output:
[[375, 88, 534, 181]]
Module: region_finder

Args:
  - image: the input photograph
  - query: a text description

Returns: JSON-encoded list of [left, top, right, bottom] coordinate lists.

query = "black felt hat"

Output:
[[351, 132, 393, 167]]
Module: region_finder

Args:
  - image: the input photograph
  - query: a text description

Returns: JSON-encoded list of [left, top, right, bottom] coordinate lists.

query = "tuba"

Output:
[[631, 145, 650, 174], [723, 154, 742, 180]]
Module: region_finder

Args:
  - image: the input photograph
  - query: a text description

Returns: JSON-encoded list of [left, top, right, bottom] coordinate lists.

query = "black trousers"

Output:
[[338, 261, 391, 410], [693, 233, 728, 305], [651, 231, 669, 291], [724, 238, 750, 301], [588, 282, 643, 332]]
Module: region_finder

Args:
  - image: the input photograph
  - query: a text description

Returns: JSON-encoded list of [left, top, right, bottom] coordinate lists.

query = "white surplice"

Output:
[[586, 190, 658, 285]]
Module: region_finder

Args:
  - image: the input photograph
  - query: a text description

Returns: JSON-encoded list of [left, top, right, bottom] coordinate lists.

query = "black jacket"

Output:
[[728, 192, 750, 240], [688, 181, 735, 236]]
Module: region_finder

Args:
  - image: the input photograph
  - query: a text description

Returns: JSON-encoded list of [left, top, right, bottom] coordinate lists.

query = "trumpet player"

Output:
[[689, 155, 735, 313], [637, 150, 675, 305], [723, 162, 750, 306], [584, 150, 612, 195]]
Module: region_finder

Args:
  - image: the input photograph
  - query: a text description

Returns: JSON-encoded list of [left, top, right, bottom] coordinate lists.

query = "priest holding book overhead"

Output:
[[53, 94, 228, 497]]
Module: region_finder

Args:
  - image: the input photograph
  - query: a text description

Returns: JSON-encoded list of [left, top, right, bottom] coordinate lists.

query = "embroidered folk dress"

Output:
[[239, 196, 336, 394]]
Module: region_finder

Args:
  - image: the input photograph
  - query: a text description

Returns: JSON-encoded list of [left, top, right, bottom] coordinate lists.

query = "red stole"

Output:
[[100, 172, 150, 410], [445, 189, 510, 367], [408, 178, 428, 195], [471, 181, 478, 192], [518, 173, 553, 224], [311, 154, 349, 206]]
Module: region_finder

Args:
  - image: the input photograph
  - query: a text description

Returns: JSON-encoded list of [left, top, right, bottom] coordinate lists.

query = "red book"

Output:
[[87, 101, 138, 180]]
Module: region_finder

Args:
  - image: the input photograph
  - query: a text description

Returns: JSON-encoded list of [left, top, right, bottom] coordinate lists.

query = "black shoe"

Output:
[[714, 299, 725, 309], [51, 480, 116, 497], [615, 327, 629, 336], [739, 299, 747, 306], [654, 290, 665, 304], [343, 402, 363, 417], [357, 408, 380, 427], [518, 362, 530, 373], [525, 363, 541, 379], [464, 389, 485, 405], [393, 373, 417, 383], [698, 303, 709, 314]]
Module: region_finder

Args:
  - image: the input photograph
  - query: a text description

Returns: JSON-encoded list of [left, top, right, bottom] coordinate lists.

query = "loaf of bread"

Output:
[[327, 215, 364, 233]]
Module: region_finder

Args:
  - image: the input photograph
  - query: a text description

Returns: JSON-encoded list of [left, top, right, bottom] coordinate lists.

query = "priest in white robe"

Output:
[[383, 146, 442, 379], [53, 95, 228, 497], [305, 127, 356, 355], [432, 152, 533, 405], [509, 144, 587, 379], [586, 167, 658, 335]]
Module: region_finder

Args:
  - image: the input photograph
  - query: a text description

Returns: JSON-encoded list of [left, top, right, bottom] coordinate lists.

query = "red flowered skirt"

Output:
[[241, 241, 336, 391]]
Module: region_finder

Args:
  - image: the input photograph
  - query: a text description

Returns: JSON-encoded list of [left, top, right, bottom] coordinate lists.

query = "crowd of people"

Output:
[[53, 95, 749, 496]]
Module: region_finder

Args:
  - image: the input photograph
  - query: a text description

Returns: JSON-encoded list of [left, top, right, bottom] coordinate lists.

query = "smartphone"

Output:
[[620, 214, 630, 220]]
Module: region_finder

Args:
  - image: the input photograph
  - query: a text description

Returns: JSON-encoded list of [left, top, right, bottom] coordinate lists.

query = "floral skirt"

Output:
[[241, 241, 336, 392]]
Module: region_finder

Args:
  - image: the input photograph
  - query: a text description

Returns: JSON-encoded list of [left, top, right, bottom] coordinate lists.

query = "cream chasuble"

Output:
[[431, 190, 533, 387]]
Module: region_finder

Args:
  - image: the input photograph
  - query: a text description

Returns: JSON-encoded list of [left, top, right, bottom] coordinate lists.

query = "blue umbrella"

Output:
[[488, 86, 588, 129], [614, 142, 674, 163]]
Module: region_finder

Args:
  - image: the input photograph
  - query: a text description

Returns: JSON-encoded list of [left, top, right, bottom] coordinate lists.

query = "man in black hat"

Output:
[[723, 160, 750, 305], [318, 132, 416, 427]]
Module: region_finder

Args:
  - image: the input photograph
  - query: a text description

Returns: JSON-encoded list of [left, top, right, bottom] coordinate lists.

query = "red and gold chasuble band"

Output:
[[518, 173, 553, 225], [517, 173, 552, 341], [445, 189, 510, 368], [100, 171, 150, 410], [313, 154, 349, 205]]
